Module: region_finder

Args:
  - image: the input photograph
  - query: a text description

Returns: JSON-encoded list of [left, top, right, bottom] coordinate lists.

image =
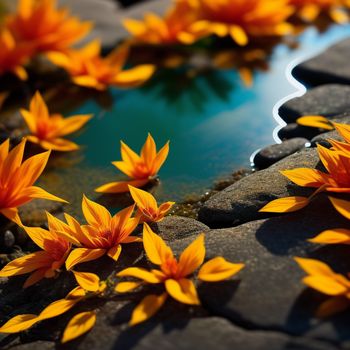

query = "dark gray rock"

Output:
[[7, 341, 55, 350], [292, 38, 350, 86], [1, 230, 15, 250], [175, 200, 350, 344], [150, 215, 210, 241], [277, 123, 328, 141], [19, 199, 65, 227], [253, 138, 308, 169], [198, 148, 320, 228], [278, 85, 350, 123]]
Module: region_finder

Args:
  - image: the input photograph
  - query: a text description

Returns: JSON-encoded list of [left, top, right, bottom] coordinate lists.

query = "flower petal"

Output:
[[165, 278, 200, 305], [281, 168, 329, 187], [65, 248, 106, 270], [117, 267, 162, 283], [115, 281, 143, 293], [303, 276, 348, 296], [229, 25, 248, 46], [38, 299, 80, 320], [309, 229, 350, 245], [128, 185, 158, 212], [129, 293, 167, 326], [73, 271, 100, 292], [296, 116, 333, 130], [56, 114, 93, 137], [61, 311, 96, 343], [113, 65, 155, 88], [198, 257, 244, 282], [0, 251, 53, 277], [0, 314, 38, 333], [152, 141, 169, 175], [107, 244, 122, 261], [82, 195, 111, 229], [316, 296, 350, 318], [178, 234, 205, 277], [259, 196, 309, 213], [143, 223, 173, 265], [20, 186, 67, 203], [295, 257, 337, 277], [39, 138, 79, 152], [329, 197, 350, 220]]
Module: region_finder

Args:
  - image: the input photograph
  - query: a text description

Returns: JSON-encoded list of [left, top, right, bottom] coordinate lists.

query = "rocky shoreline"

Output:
[[1, 1, 350, 349]]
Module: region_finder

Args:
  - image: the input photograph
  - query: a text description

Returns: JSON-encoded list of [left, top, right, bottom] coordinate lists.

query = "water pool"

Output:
[[37, 24, 350, 217]]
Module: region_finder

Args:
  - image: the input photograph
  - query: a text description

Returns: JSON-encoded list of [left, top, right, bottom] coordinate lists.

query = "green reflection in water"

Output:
[[37, 25, 350, 218]]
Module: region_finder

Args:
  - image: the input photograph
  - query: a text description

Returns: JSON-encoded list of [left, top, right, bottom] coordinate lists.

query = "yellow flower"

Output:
[[0, 271, 106, 343], [115, 224, 244, 325], [6, 0, 92, 53], [47, 40, 155, 90], [260, 143, 350, 213], [56, 195, 141, 270], [0, 212, 71, 287], [0, 138, 66, 224], [289, 0, 350, 23], [21, 91, 92, 151], [192, 0, 294, 46], [0, 29, 33, 80], [129, 185, 175, 223], [295, 257, 350, 317], [95, 133, 169, 194], [124, 0, 204, 45]]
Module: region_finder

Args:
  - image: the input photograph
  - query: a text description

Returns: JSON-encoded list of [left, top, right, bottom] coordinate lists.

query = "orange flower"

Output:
[[116, 224, 244, 325], [6, 0, 92, 53], [57, 195, 141, 270], [0, 138, 66, 224], [124, 0, 204, 45], [260, 143, 350, 213], [21, 91, 92, 151], [0, 272, 106, 343], [295, 257, 350, 317], [129, 185, 175, 223], [0, 29, 33, 80], [95, 133, 169, 194], [0, 212, 71, 287], [192, 0, 294, 46], [47, 40, 155, 90], [289, 0, 350, 23]]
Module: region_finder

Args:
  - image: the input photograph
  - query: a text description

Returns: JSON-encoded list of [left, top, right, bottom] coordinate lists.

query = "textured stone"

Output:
[[253, 138, 308, 169], [292, 38, 350, 86], [277, 123, 326, 141], [18, 199, 65, 227], [150, 215, 210, 241], [198, 148, 319, 228], [175, 201, 350, 344], [278, 85, 350, 123]]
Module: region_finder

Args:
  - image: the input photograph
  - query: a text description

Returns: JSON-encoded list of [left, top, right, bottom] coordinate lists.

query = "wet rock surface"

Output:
[[253, 138, 308, 169], [198, 148, 320, 227], [292, 38, 350, 86], [278, 85, 350, 123], [1, 2, 350, 350]]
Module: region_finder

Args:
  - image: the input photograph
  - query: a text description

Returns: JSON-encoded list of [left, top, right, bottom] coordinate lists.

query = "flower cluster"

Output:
[[0, 0, 155, 90], [0, 123, 244, 342], [124, 0, 350, 47], [260, 121, 350, 316]]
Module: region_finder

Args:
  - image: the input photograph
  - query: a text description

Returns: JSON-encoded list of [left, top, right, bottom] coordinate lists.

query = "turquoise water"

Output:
[[38, 25, 350, 217]]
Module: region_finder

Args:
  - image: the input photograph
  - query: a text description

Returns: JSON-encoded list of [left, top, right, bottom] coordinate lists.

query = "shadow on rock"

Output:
[[255, 195, 350, 256]]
